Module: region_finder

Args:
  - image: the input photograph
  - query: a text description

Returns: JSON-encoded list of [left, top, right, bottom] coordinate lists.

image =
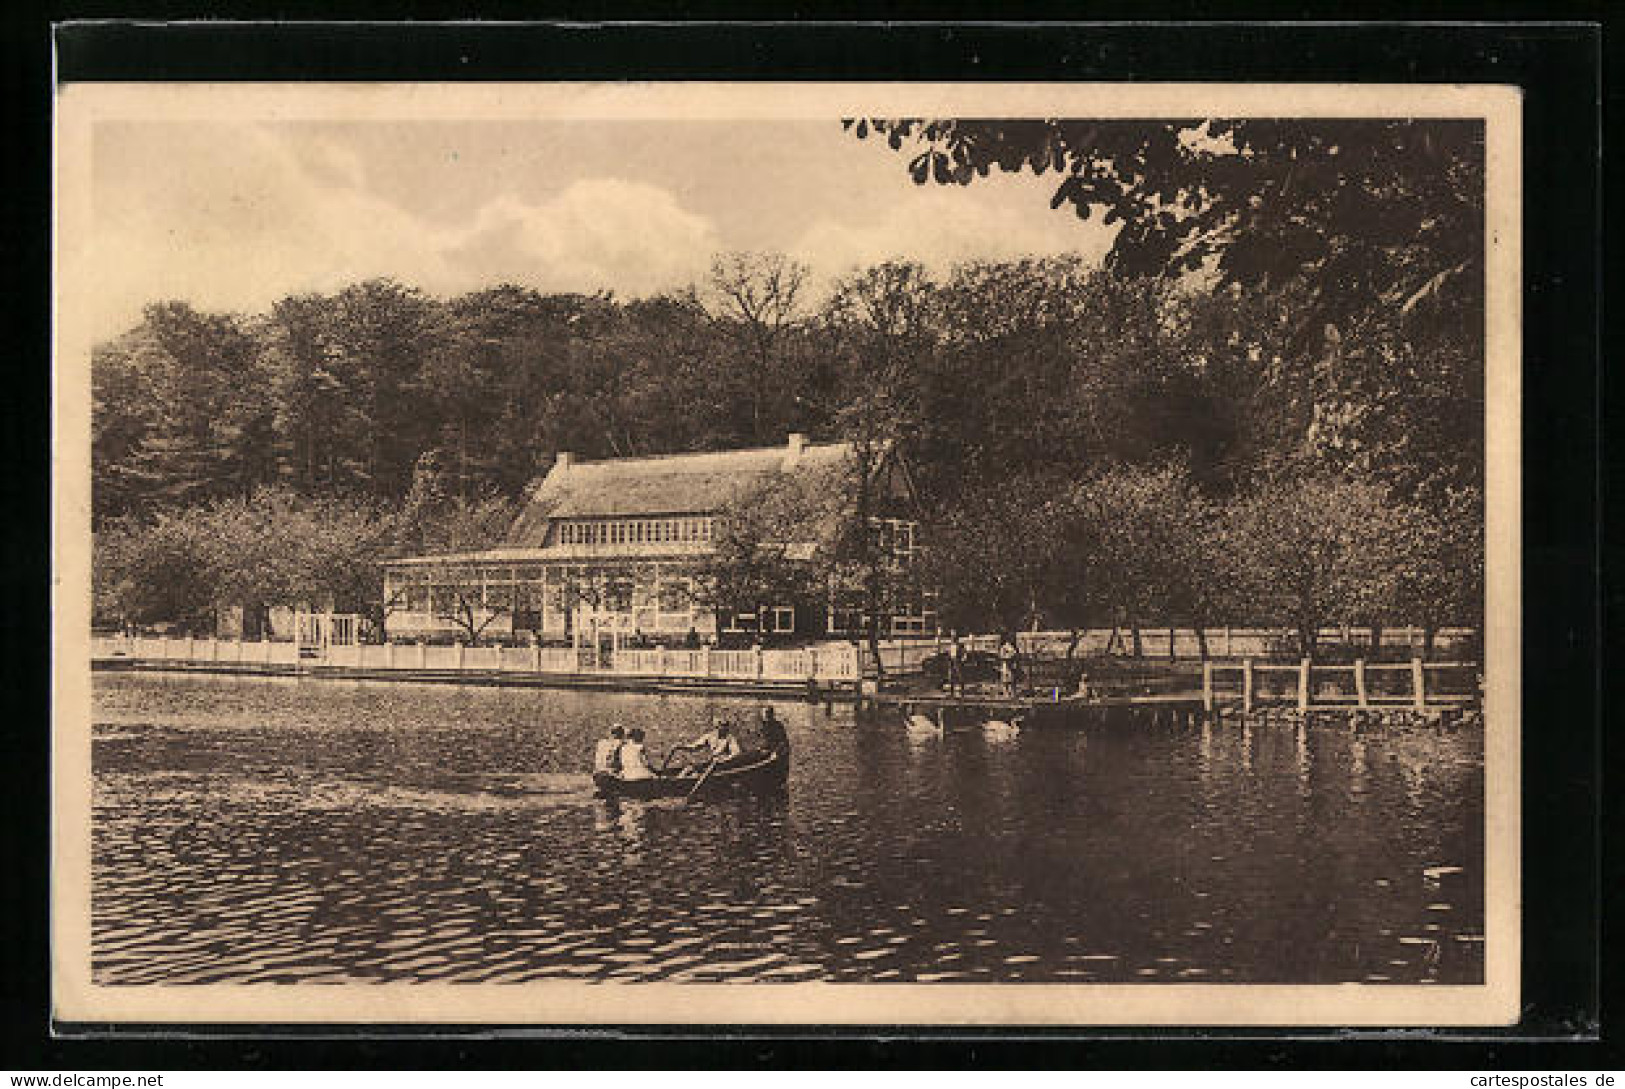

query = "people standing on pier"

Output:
[[593, 724, 626, 776], [998, 635, 1018, 697], [947, 631, 967, 696], [618, 728, 656, 780]]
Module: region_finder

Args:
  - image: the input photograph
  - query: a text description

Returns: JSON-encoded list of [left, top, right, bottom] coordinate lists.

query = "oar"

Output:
[[685, 756, 721, 802]]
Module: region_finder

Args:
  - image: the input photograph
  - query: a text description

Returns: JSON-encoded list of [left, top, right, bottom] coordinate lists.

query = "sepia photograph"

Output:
[[52, 81, 1520, 1026]]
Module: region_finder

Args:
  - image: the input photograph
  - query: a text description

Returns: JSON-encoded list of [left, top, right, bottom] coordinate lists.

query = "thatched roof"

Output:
[[503, 437, 855, 546]]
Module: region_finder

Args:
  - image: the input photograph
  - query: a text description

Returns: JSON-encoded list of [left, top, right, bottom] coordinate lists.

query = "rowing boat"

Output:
[[592, 748, 790, 800]]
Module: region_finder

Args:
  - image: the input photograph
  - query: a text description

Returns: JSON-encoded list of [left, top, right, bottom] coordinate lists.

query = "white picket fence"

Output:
[[92, 634, 304, 667], [91, 634, 861, 684]]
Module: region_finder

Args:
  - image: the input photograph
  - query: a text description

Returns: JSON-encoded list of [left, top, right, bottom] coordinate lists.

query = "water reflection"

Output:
[[92, 672, 1484, 985]]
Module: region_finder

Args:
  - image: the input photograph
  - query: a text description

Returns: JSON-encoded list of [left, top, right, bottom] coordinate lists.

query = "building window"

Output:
[[830, 607, 866, 633], [772, 606, 795, 633]]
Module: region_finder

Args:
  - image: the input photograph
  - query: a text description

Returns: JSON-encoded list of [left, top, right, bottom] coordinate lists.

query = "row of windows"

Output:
[[393, 577, 701, 614], [556, 518, 715, 547], [721, 606, 798, 634]]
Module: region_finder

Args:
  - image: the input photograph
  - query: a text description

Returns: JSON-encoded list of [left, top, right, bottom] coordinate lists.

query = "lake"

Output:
[[91, 671, 1484, 985]]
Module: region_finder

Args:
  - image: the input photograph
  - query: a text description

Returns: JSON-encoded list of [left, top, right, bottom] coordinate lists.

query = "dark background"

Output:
[[4, 12, 1611, 1069]]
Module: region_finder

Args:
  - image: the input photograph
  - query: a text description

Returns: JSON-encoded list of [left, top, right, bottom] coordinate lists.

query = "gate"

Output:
[[295, 611, 362, 658]]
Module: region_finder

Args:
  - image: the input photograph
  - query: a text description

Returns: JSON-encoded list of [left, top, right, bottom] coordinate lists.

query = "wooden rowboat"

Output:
[[592, 749, 789, 800]]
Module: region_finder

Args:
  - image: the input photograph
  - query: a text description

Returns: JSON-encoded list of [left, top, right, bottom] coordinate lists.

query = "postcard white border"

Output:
[[53, 81, 1522, 1027]]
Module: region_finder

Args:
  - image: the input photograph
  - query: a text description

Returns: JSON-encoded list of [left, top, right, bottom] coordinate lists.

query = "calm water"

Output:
[[92, 672, 1484, 985]]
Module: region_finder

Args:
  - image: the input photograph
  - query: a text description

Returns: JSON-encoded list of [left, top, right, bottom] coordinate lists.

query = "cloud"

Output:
[[76, 121, 1110, 343], [448, 179, 719, 298], [789, 177, 1118, 286], [81, 126, 720, 340], [85, 125, 459, 338]]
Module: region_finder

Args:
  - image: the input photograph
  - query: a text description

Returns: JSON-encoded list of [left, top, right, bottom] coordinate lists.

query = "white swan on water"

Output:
[[905, 712, 943, 737], [983, 718, 1021, 740]]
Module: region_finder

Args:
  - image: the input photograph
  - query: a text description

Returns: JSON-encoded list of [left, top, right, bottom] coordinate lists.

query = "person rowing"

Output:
[[672, 719, 744, 773]]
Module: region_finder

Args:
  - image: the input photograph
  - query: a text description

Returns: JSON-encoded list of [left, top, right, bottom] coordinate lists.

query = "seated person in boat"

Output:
[[673, 719, 745, 771], [756, 706, 790, 758], [593, 724, 626, 776], [616, 728, 657, 780]]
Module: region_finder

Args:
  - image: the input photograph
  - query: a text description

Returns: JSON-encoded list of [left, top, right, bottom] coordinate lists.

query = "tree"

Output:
[[1054, 464, 1224, 658], [91, 330, 158, 526], [94, 487, 396, 637], [1223, 475, 1407, 658], [1389, 486, 1484, 657], [263, 293, 350, 493], [851, 119, 1487, 498], [923, 472, 1066, 635], [848, 119, 1483, 317], [696, 467, 846, 629], [94, 512, 220, 633], [814, 263, 944, 676], [318, 279, 446, 499], [99, 302, 277, 515], [701, 252, 811, 445]]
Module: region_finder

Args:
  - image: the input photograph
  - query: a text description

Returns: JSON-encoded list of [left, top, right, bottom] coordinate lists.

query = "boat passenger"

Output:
[[618, 728, 657, 780], [757, 706, 790, 757], [593, 724, 626, 775]]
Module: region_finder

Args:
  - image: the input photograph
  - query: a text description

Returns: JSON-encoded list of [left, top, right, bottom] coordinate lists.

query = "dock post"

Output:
[[1354, 658, 1369, 708], [1297, 658, 1311, 712], [1412, 656, 1426, 709], [417, 641, 427, 669], [1242, 658, 1254, 715], [533, 637, 542, 673], [701, 644, 712, 678], [454, 640, 465, 671], [1202, 660, 1214, 713], [386, 641, 395, 669]]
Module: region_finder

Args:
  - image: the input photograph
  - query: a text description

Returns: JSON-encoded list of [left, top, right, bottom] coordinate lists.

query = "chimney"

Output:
[[784, 432, 807, 468], [555, 450, 574, 473]]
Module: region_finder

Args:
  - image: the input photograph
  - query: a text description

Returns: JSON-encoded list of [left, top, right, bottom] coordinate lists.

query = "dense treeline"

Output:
[[93, 120, 1486, 653]]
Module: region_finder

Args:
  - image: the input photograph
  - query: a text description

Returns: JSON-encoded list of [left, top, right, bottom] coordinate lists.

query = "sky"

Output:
[[86, 119, 1117, 341]]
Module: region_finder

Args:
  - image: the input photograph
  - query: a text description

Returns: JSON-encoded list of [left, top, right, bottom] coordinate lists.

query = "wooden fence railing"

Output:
[[90, 634, 861, 684], [1199, 658, 1480, 712]]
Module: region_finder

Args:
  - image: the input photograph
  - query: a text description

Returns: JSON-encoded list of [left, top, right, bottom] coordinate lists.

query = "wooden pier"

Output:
[[873, 655, 1479, 725], [875, 690, 1203, 713], [1200, 658, 1478, 714]]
